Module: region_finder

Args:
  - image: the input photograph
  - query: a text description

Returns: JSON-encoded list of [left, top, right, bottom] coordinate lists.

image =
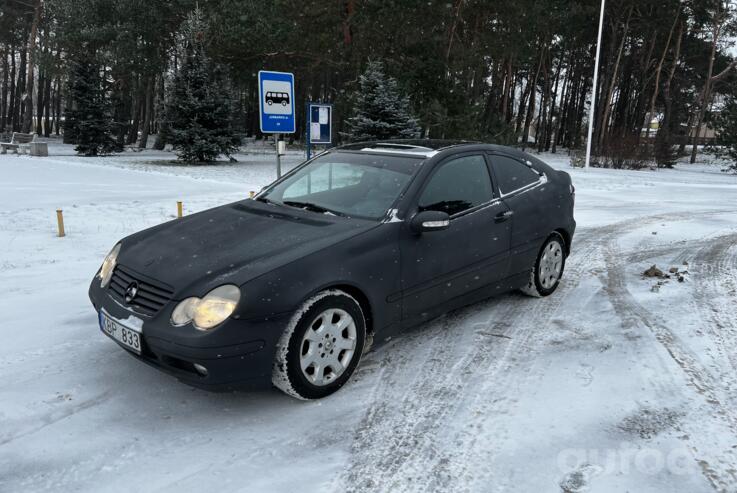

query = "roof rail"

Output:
[[368, 143, 434, 151]]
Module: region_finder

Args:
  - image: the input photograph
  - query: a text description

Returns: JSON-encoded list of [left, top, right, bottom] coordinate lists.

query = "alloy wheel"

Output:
[[539, 240, 563, 289], [299, 308, 357, 386]]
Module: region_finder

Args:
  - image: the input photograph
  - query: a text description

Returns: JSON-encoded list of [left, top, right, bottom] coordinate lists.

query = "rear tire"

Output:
[[272, 290, 366, 400], [521, 233, 566, 297]]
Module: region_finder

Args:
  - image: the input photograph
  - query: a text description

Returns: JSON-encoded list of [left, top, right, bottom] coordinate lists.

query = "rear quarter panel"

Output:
[[505, 157, 575, 276]]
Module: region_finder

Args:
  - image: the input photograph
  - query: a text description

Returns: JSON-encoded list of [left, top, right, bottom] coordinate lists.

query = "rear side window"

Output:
[[418, 155, 493, 216], [491, 155, 540, 195]]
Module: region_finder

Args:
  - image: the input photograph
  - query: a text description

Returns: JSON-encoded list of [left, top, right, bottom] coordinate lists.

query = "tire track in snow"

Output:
[[337, 216, 656, 493], [604, 233, 737, 492], [341, 302, 519, 493], [418, 225, 614, 493], [336, 210, 736, 492], [690, 233, 737, 376], [438, 212, 737, 492], [0, 391, 112, 446]]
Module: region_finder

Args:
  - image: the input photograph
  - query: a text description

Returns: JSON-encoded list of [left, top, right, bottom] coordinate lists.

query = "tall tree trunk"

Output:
[[537, 50, 556, 153], [545, 52, 563, 152], [536, 59, 549, 153], [8, 45, 17, 131], [514, 76, 531, 136], [573, 76, 590, 149], [127, 79, 143, 145], [646, 10, 680, 141], [342, 0, 356, 47], [557, 54, 575, 148], [500, 57, 513, 123], [138, 76, 153, 149], [54, 75, 62, 136], [22, 0, 42, 133], [655, 21, 684, 165], [36, 64, 44, 135], [522, 44, 546, 151], [36, 32, 47, 136], [689, 6, 737, 163], [445, 0, 464, 65], [0, 47, 8, 132], [597, 7, 632, 153], [41, 45, 52, 137], [153, 74, 167, 150], [14, 43, 27, 131], [43, 75, 51, 137]]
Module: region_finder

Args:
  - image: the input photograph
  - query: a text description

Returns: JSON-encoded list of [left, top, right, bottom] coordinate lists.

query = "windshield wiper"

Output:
[[282, 200, 347, 217]]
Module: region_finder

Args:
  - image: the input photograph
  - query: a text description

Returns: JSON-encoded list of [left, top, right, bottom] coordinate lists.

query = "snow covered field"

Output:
[[1, 143, 737, 492]]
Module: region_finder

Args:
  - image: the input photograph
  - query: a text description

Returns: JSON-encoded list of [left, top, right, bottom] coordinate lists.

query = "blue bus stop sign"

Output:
[[258, 71, 296, 134]]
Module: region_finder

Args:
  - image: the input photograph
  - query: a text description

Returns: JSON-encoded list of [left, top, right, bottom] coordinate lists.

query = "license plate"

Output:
[[99, 311, 142, 355]]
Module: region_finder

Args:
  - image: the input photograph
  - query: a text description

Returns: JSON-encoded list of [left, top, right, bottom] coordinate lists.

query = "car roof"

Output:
[[334, 139, 531, 159], [334, 139, 477, 157]]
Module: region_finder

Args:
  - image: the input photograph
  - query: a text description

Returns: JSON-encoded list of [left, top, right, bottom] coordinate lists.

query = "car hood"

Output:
[[116, 200, 375, 298]]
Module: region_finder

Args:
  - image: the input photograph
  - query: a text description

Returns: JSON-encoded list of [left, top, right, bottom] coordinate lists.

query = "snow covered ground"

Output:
[[1, 142, 737, 492]]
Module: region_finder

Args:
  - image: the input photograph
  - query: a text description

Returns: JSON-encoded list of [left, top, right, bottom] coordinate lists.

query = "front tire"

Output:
[[272, 290, 366, 400], [521, 233, 566, 297]]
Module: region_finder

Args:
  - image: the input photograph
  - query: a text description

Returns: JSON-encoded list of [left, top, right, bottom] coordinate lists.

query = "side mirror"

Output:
[[410, 210, 451, 234]]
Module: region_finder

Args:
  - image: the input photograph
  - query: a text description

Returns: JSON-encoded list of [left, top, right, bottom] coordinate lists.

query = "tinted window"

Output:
[[491, 155, 540, 194], [418, 155, 493, 216]]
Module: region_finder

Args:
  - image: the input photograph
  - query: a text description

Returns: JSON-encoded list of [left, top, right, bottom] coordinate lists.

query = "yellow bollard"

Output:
[[56, 210, 66, 237], [249, 191, 255, 199], [177, 201, 183, 218]]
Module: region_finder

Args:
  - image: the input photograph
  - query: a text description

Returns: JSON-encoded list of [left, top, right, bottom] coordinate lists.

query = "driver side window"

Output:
[[418, 155, 494, 216]]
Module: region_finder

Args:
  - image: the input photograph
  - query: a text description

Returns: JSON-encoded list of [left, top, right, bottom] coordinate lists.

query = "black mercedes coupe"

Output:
[[89, 140, 576, 399]]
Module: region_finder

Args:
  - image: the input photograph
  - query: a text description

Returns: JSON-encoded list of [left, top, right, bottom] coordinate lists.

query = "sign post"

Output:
[[306, 102, 332, 160], [258, 71, 296, 178]]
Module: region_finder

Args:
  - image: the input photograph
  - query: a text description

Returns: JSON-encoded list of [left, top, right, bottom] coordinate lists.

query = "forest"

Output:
[[0, 0, 736, 166]]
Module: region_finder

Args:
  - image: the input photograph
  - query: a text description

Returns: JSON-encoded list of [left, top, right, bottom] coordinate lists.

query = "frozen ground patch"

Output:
[[1, 145, 737, 492]]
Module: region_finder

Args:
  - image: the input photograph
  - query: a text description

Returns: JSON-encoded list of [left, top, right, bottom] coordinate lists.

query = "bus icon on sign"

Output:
[[258, 70, 295, 133], [265, 92, 290, 106]]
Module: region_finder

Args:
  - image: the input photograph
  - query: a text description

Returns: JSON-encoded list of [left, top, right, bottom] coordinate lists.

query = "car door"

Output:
[[399, 152, 513, 322], [487, 153, 548, 277]]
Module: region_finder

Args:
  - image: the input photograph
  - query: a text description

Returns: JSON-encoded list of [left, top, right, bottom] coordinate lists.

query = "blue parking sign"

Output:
[[308, 103, 332, 144], [258, 71, 296, 134]]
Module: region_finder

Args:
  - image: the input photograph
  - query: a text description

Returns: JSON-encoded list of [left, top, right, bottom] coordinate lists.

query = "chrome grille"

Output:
[[108, 265, 174, 317]]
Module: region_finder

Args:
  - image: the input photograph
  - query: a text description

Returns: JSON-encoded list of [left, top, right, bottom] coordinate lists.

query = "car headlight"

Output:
[[98, 243, 121, 288], [171, 285, 241, 331]]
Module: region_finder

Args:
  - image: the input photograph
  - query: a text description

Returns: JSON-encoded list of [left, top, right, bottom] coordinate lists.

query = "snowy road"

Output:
[[2, 146, 737, 492]]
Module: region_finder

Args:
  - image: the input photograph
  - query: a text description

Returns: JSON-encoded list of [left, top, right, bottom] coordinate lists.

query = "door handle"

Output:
[[495, 210, 514, 223]]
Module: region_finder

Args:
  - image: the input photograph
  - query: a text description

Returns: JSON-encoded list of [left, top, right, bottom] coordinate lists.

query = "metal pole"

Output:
[[275, 133, 282, 178], [306, 103, 312, 160], [585, 0, 606, 170]]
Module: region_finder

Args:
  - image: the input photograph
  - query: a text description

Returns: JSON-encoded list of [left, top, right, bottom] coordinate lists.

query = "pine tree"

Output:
[[65, 60, 118, 156], [713, 96, 737, 172], [161, 9, 240, 164], [343, 60, 421, 142]]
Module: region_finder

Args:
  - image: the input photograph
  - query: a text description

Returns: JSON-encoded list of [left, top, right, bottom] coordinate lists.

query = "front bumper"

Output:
[[89, 278, 289, 391]]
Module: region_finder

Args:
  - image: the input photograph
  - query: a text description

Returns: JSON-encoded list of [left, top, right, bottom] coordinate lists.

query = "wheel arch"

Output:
[[323, 283, 374, 336], [554, 228, 571, 257], [296, 281, 374, 337]]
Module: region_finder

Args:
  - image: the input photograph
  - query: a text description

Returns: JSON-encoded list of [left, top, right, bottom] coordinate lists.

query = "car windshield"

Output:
[[260, 152, 423, 220]]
